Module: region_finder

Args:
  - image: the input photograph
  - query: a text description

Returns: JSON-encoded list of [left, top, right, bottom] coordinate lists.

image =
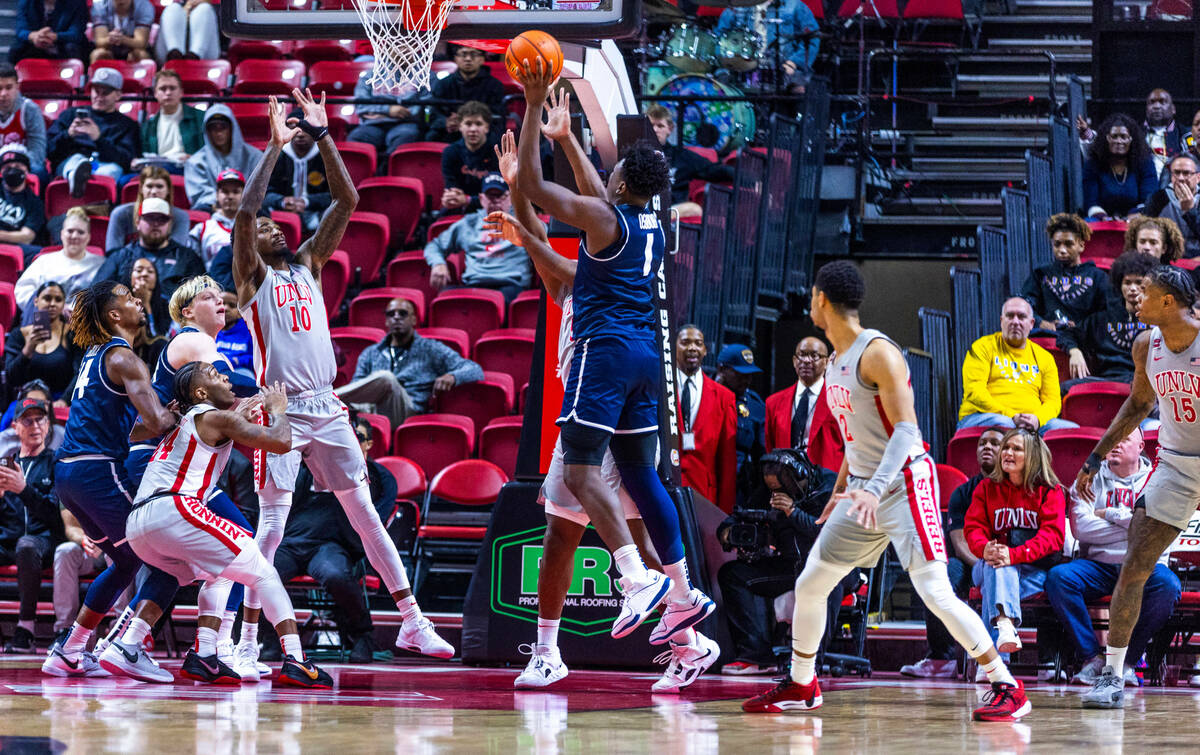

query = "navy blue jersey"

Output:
[[150, 326, 199, 405], [572, 203, 665, 341], [57, 338, 140, 461]]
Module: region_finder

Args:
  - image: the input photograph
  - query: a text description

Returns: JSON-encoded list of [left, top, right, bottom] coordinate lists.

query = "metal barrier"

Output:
[[756, 115, 802, 304], [787, 77, 830, 299], [1026, 150, 1056, 267], [692, 185, 732, 368], [904, 348, 940, 462], [977, 225, 1008, 326], [949, 266, 983, 416], [1050, 116, 1073, 214], [917, 308, 954, 461], [1002, 188, 1033, 296], [666, 221, 700, 323], [723, 149, 769, 345], [1065, 75, 1087, 213]]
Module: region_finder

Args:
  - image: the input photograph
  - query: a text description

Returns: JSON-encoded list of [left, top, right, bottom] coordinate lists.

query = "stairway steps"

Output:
[[930, 115, 1047, 130]]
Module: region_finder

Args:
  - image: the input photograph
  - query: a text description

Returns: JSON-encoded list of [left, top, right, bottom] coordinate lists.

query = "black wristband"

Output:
[[295, 117, 328, 141], [1084, 452, 1103, 473]]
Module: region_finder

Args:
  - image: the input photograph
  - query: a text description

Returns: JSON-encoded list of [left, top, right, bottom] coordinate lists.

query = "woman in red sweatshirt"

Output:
[[965, 428, 1066, 660]]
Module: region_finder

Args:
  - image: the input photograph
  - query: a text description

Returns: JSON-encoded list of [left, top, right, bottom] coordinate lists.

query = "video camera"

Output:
[[722, 448, 824, 563]]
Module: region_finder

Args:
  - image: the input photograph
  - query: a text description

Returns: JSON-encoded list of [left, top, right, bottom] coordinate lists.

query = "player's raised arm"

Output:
[[540, 88, 606, 200], [496, 130, 547, 244], [200, 381, 293, 454], [485, 211, 575, 303], [233, 96, 296, 300], [108, 348, 177, 436], [292, 87, 358, 277]]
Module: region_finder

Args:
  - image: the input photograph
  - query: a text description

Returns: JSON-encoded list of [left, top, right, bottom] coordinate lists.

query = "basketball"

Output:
[[505, 30, 564, 83]]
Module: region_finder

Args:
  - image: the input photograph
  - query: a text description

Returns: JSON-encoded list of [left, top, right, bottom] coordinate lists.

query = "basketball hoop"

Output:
[[350, 0, 455, 93]]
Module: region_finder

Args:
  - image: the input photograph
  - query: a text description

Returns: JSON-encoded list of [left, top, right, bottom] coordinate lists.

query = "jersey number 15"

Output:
[[1169, 395, 1197, 423]]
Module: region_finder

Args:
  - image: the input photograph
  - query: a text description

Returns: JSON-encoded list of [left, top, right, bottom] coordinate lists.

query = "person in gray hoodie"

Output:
[[1044, 427, 1181, 686], [184, 104, 263, 212]]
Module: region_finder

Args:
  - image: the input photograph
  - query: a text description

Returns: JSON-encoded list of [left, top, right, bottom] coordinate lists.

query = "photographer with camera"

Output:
[[717, 449, 858, 676]]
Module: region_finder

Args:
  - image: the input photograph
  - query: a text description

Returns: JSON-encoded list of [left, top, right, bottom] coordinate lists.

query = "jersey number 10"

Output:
[[289, 303, 312, 333]]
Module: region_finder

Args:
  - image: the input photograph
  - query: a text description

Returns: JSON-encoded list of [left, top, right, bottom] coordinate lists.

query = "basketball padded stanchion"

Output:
[[350, 0, 456, 92]]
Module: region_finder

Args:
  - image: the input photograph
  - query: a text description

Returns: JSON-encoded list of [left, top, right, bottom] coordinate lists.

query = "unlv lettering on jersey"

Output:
[[1153, 370, 1200, 399], [993, 507, 1040, 531], [273, 281, 314, 308], [826, 384, 853, 412]]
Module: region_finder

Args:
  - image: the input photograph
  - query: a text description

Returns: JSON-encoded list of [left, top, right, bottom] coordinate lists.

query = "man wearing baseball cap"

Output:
[[0, 145, 47, 264], [423, 172, 532, 303], [96, 195, 205, 305], [190, 168, 245, 267], [716, 343, 767, 506], [46, 67, 139, 197]]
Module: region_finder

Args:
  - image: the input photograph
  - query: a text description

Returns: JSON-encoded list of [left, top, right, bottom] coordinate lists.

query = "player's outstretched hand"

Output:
[[541, 88, 571, 142], [267, 95, 301, 147], [1074, 466, 1097, 503], [519, 58, 556, 104], [494, 130, 518, 187], [289, 87, 328, 130], [262, 381, 288, 415], [483, 210, 529, 247]]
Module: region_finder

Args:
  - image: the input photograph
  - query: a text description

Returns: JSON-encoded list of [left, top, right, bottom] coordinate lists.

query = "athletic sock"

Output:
[[791, 653, 816, 686], [663, 559, 692, 603], [121, 618, 152, 648], [281, 634, 304, 661], [217, 610, 236, 646], [536, 618, 560, 653], [241, 621, 259, 648], [612, 544, 646, 580], [63, 624, 93, 654], [982, 657, 1017, 687], [398, 595, 422, 624], [104, 606, 134, 644], [1106, 645, 1128, 676], [196, 626, 218, 657]]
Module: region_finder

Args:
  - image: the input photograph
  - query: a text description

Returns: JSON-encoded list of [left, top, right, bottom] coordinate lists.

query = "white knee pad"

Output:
[[222, 546, 295, 628], [335, 484, 410, 594], [254, 487, 292, 562], [198, 578, 234, 619], [909, 561, 992, 658]]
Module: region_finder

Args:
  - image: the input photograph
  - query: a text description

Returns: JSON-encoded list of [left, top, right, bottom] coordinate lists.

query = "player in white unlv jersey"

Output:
[[1074, 266, 1200, 709], [745, 261, 1028, 722], [230, 89, 452, 664]]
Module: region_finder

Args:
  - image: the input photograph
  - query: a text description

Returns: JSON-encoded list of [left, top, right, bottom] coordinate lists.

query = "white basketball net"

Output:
[[350, 0, 454, 93]]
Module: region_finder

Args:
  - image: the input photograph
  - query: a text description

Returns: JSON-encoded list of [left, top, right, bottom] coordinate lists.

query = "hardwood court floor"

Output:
[[0, 657, 1197, 753]]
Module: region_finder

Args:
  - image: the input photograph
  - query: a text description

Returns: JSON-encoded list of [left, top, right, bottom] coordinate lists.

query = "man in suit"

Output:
[[674, 325, 738, 514], [765, 337, 844, 473]]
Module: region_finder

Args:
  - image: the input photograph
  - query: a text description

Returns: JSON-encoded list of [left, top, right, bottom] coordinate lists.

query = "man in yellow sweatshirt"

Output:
[[958, 297, 1079, 435]]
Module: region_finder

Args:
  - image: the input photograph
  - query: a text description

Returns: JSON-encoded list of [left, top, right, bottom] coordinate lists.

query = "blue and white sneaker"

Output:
[[651, 632, 720, 693], [612, 571, 672, 639], [514, 643, 568, 689], [649, 588, 716, 645]]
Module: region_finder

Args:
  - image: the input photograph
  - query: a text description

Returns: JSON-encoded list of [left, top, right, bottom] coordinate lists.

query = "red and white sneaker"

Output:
[[742, 677, 822, 713], [973, 679, 1031, 722]]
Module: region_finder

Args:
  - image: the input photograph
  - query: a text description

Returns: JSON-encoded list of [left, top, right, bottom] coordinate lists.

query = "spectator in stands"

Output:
[[11, 0, 89, 63], [96, 196, 205, 311], [0, 397, 62, 651], [89, 0, 154, 65], [130, 256, 171, 340], [53, 508, 108, 634], [674, 325, 737, 514], [46, 69, 139, 197], [646, 105, 734, 219], [1079, 90, 1185, 177], [140, 70, 206, 171], [105, 164, 192, 251], [1059, 252, 1157, 390], [1125, 213, 1187, 266], [964, 428, 1066, 660], [0, 145, 47, 264], [4, 282, 80, 401], [958, 297, 1077, 434], [1083, 113, 1159, 219], [423, 173, 532, 302], [1045, 427, 1180, 687], [14, 208, 102, 315], [335, 296, 483, 429], [271, 416, 397, 663], [715, 343, 766, 507], [764, 336, 843, 474], [156, 0, 220, 61], [184, 105, 263, 212], [346, 69, 424, 157], [215, 288, 252, 377], [0, 382, 63, 458], [715, 0, 819, 90], [190, 169, 241, 268], [1021, 213, 1111, 332], [901, 428, 1004, 679], [441, 101, 499, 212], [1145, 154, 1200, 257], [0, 65, 48, 185], [425, 45, 506, 143], [266, 112, 329, 233]]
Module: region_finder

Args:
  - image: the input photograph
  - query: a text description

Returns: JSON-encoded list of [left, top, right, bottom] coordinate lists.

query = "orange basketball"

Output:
[[505, 30, 563, 83]]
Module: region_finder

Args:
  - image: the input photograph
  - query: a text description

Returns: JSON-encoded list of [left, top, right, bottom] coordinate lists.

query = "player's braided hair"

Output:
[[814, 260, 866, 310], [173, 361, 206, 412], [70, 280, 123, 349], [1146, 265, 1198, 308], [619, 140, 671, 200]]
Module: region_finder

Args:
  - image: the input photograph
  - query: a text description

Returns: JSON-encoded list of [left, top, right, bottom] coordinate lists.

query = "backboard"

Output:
[[221, 0, 640, 42]]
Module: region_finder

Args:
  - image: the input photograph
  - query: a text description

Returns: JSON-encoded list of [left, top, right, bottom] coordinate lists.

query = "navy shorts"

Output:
[[557, 334, 660, 435], [56, 457, 138, 548]]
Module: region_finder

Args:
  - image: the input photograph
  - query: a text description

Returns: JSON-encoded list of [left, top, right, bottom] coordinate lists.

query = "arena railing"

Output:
[[664, 219, 699, 329], [976, 225, 1008, 331], [1002, 187, 1033, 296], [904, 347, 939, 463], [916, 308, 952, 463], [755, 114, 802, 307], [691, 184, 732, 370], [723, 148, 769, 346], [786, 77, 830, 303], [949, 265, 983, 426], [1025, 150, 1058, 267], [1049, 115, 1074, 214]]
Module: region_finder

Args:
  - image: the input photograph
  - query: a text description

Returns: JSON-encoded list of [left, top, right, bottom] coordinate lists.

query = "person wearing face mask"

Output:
[[0, 145, 47, 264], [184, 105, 263, 212], [1083, 113, 1159, 219], [422, 173, 532, 302], [1021, 213, 1112, 333], [95, 196, 205, 306], [46, 69, 139, 197], [265, 111, 330, 234], [440, 101, 500, 213], [105, 164, 192, 252], [15, 208, 102, 315], [4, 282, 81, 400]]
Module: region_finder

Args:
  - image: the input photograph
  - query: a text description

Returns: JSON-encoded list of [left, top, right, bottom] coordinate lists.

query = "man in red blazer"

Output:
[[674, 326, 738, 513], [765, 337, 845, 473]]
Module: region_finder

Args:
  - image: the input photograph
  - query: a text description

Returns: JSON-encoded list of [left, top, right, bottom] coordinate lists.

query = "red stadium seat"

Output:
[[349, 287, 428, 328], [54, 405, 69, 423], [45, 176, 117, 217], [482, 61, 522, 96], [35, 98, 70, 125], [685, 145, 720, 164], [1062, 381, 1131, 429], [1029, 336, 1071, 381], [386, 250, 438, 304], [184, 209, 209, 227], [226, 39, 292, 67], [1143, 428, 1159, 460], [291, 39, 356, 66], [0, 283, 16, 331], [429, 287, 506, 345], [326, 103, 357, 142], [16, 58, 85, 96], [387, 142, 448, 210], [413, 458, 508, 591], [270, 211, 302, 251], [1044, 427, 1105, 488], [307, 60, 373, 96], [120, 173, 190, 208], [342, 212, 391, 285], [433, 371, 515, 432], [228, 102, 270, 142], [935, 464, 969, 511], [358, 176, 424, 248], [330, 326, 385, 387], [393, 415, 475, 478], [902, 0, 964, 19], [115, 99, 143, 122], [945, 426, 987, 474], [164, 59, 232, 96], [508, 290, 542, 330], [479, 415, 523, 477], [837, 0, 899, 18], [376, 455, 428, 501], [800, 0, 825, 19], [1082, 220, 1128, 262], [416, 326, 471, 358], [88, 215, 110, 245], [472, 328, 535, 390], [334, 141, 377, 187], [0, 246, 24, 285], [91, 59, 157, 93], [424, 215, 461, 252], [232, 59, 307, 95], [358, 411, 392, 457], [320, 250, 351, 317]]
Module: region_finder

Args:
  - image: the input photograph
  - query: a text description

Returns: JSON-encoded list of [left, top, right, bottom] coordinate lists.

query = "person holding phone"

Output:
[[4, 282, 80, 402], [46, 68, 139, 198]]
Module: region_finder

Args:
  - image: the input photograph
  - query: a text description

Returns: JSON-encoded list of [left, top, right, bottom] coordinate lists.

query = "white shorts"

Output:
[[254, 387, 368, 493], [815, 455, 947, 571], [126, 494, 255, 584], [1138, 449, 1200, 532], [538, 438, 640, 527]]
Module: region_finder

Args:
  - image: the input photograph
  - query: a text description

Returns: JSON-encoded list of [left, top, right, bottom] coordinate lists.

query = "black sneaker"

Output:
[[5, 626, 35, 653], [181, 649, 242, 685], [70, 159, 91, 198], [277, 656, 333, 689], [349, 634, 377, 664]]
